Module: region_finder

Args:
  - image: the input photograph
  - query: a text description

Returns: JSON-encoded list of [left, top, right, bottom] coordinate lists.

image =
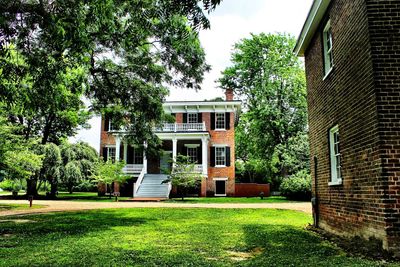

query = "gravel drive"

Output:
[[0, 199, 311, 216]]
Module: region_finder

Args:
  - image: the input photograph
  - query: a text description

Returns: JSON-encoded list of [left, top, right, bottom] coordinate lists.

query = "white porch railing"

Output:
[[194, 164, 203, 173], [133, 168, 146, 197], [154, 122, 206, 132], [122, 164, 143, 174]]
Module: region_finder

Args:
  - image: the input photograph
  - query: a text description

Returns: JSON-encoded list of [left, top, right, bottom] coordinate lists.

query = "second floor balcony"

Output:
[[154, 122, 206, 132]]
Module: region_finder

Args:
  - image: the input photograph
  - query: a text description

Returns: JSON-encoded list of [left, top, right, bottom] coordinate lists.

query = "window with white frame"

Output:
[[323, 20, 333, 75], [187, 147, 198, 163], [215, 147, 226, 166], [215, 113, 225, 130], [188, 113, 198, 124], [329, 125, 342, 185], [109, 120, 117, 131], [107, 147, 116, 162]]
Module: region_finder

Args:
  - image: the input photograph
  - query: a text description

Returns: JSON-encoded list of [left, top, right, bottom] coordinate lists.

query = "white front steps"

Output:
[[135, 174, 171, 198]]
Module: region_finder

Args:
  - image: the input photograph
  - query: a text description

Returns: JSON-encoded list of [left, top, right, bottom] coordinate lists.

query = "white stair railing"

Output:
[[133, 168, 146, 197]]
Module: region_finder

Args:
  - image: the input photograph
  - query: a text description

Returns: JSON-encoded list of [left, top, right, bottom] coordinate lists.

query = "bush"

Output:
[[0, 179, 14, 191], [0, 179, 26, 192], [73, 180, 97, 192], [279, 170, 311, 201]]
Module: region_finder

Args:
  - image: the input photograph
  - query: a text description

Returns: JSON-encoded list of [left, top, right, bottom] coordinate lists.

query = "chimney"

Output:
[[225, 88, 234, 101]]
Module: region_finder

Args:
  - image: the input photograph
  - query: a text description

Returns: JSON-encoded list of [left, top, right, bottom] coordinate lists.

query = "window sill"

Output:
[[214, 129, 226, 131], [323, 66, 334, 80], [214, 165, 226, 168], [215, 194, 227, 197], [328, 179, 342, 186]]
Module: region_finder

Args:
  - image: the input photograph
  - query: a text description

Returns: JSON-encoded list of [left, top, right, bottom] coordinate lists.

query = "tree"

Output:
[[219, 33, 308, 186], [64, 162, 83, 194], [59, 141, 99, 194], [39, 143, 62, 197], [164, 155, 202, 200], [94, 160, 128, 197], [0, 1, 221, 148]]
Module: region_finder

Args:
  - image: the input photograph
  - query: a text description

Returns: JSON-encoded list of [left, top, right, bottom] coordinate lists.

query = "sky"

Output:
[[70, 0, 314, 151]]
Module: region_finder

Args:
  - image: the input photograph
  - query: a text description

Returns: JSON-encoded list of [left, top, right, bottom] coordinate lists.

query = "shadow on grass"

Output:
[[237, 224, 382, 267]]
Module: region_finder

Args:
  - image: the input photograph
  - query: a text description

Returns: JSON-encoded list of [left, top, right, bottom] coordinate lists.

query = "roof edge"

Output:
[[294, 0, 331, 57]]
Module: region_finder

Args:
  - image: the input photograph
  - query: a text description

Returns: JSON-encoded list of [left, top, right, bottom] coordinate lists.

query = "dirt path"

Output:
[[0, 199, 312, 217]]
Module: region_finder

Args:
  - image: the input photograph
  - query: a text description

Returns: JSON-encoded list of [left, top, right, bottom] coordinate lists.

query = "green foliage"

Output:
[[73, 181, 97, 192], [219, 33, 309, 186], [164, 155, 202, 200], [235, 159, 270, 184], [64, 162, 83, 193], [279, 170, 312, 201], [4, 149, 43, 182], [0, 1, 221, 150], [94, 160, 128, 186], [40, 143, 62, 184]]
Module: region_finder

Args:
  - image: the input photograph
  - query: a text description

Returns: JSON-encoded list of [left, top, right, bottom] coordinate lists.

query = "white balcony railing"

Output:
[[154, 122, 206, 132], [122, 164, 144, 174]]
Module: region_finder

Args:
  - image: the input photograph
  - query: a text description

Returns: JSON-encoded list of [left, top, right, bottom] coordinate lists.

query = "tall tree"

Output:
[[0, 0, 221, 149], [219, 33, 308, 184]]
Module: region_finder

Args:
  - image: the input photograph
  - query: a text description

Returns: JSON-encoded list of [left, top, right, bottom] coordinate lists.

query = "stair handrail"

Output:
[[133, 167, 146, 197]]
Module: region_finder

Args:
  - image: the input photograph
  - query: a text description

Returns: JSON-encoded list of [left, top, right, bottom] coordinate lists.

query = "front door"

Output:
[[160, 151, 172, 174], [215, 180, 226, 196]]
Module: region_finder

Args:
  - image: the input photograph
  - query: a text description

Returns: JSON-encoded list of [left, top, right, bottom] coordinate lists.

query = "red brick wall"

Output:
[[235, 183, 270, 197], [304, 0, 399, 255], [366, 0, 400, 253]]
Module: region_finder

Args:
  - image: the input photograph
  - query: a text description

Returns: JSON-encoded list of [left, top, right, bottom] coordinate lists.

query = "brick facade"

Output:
[[100, 99, 240, 197], [301, 0, 400, 255]]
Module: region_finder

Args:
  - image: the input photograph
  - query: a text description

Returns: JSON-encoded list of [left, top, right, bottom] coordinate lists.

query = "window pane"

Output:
[[215, 147, 226, 166], [188, 113, 198, 124], [215, 113, 225, 129], [187, 147, 197, 163]]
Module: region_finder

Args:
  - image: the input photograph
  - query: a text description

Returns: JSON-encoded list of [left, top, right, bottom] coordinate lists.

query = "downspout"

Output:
[[311, 155, 319, 227]]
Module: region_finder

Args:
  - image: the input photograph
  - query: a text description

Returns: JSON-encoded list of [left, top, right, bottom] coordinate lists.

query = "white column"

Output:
[[143, 142, 148, 174], [115, 136, 121, 161], [172, 137, 177, 168], [123, 142, 128, 163], [202, 136, 208, 176]]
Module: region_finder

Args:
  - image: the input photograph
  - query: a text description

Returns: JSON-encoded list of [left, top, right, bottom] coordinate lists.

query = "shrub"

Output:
[[0, 179, 14, 191], [73, 180, 97, 192], [279, 170, 311, 201]]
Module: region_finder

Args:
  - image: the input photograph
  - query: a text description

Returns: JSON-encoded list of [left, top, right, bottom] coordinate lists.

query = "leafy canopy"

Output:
[[219, 33, 309, 185]]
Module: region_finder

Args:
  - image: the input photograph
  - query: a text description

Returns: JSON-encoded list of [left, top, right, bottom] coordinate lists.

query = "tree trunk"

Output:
[[49, 183, 58, 198], [26, 179, 38, 196], [68, 184, 73, 194]]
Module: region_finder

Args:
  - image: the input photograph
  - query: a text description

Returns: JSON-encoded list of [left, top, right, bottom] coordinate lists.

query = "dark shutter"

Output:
[[225, 146, 231, 166], [198, 113, 202, 123], [225, 112, 230, 130], [210, 113, 215, 130], [183, 113, 187, 123], [197, 146, 202, 164], [127, 146, 134, 164], [210, 147, 215, 167], [104, 115, 109, 131], [103, 147, 108, 161]]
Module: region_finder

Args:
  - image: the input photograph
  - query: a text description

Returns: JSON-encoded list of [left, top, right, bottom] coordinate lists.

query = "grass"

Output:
[[0, 208, 397, 266], [0, 204, 46, 211], [167, 196, 299, 203]]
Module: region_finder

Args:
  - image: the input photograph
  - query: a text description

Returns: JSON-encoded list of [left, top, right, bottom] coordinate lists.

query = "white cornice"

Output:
[[294, 0, 331, 56], [163, 101, 241, 113]]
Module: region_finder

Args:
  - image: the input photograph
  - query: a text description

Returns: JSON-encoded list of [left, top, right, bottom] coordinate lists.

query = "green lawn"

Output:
[[55, 192, 131, 202], [0, 208, 397, 266], [0, 204, 46, 211], [167, 196, 300, 203]]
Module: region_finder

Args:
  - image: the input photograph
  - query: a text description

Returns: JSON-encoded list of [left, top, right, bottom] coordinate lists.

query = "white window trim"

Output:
[[323, 20, 334, 77], [187, 112, 198, 124], [215, 146, 226, 167], [329, 125, 342, 186], [215, 112, 226, 130], [213, 178, 227, 196]]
